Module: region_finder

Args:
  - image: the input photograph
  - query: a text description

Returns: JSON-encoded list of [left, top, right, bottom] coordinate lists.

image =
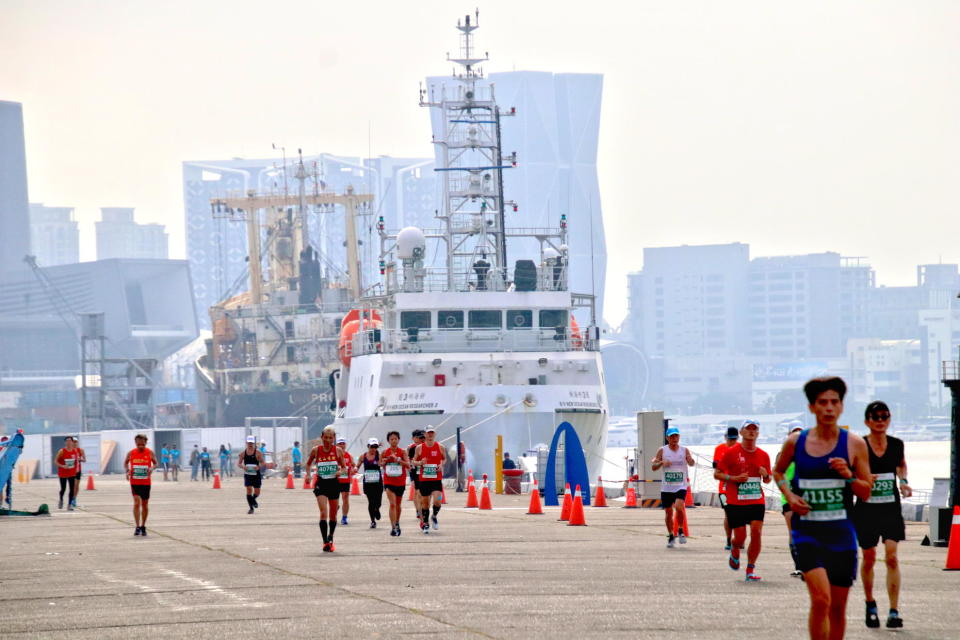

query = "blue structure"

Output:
[[542, 421, 591, 507], [0, 432, 24, 496]]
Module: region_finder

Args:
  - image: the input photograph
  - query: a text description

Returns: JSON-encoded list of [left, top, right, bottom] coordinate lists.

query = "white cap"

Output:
[[367, 437, 380, 447], [245, 435, 256, 443], [336, 437, 347, 444], [425, 425, 436, 433]]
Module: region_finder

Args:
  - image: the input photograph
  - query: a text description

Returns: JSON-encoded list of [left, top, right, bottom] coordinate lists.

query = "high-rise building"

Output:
[[425, 71, 606, 316], [0, 101, 31, 275], [95, 208, 168, 260], [29, 203, 79, 266]]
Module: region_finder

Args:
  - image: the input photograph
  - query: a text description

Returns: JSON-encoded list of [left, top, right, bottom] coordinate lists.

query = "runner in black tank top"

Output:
[[854, 401, 910, 629], [359, 438, 383, 528], [238, 437, 265, 514]]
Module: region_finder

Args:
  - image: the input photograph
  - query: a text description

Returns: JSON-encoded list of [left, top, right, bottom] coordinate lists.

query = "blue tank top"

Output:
[[791, 428, 856, 547]]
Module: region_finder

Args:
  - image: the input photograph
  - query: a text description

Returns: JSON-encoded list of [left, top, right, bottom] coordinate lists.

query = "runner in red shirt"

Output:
[[306, 426, 346, 552], [715, 420, 771, 581], [381, 430, 411, 537], [413, 426, 446, 534], [54, 436, 80, 510], [713, 426, 740, 550], [336, 438, 355, 526], [124, 433, 158, 536]]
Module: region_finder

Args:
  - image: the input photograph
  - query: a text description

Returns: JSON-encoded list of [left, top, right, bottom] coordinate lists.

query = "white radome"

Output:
[[396, 226, 426, 259]]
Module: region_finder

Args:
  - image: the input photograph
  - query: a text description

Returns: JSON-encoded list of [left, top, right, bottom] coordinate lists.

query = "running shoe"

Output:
[[745, 573, 762, 582], [341, 516, 348, 525], [134, 526, 140, 536], [67, 502, 74, 511], [728, 553, 740, 571], [140, 527, 147, 537], [252, 499, 259, 509], [395, 525, 401, 537], [790, 569, 803, 579], [58, 498, 63, 510], [322, 542, 332, 552], [370, 521, 377, 529], [865, 602, 880, 628], [328, 542, 336, 552], [885, 610, 902, 629], [724, 541, 732, 551], [431, 515, 439, 530], [247, 507, 255, 514], [678, 533, 687, 544], [389, 526, 397, 536], [666, 535, 675, 548], [422, 522, 430, 535]]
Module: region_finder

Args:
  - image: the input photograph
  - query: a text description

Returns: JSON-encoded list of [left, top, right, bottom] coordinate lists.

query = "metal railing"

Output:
[[942, 361, 959, 382], [349, 327, 597, 356], [388, 265, 569, 294]]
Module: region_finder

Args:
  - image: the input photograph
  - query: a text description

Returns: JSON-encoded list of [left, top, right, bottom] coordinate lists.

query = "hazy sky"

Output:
[[3, 1, 958, 324]]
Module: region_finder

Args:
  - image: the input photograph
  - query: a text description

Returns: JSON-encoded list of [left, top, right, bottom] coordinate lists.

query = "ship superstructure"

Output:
[[334, 13, 609, 478]]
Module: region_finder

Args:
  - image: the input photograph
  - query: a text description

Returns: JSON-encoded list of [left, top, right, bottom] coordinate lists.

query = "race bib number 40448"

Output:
[[737, 478, 762, 502], [798, 478, 847, 521]]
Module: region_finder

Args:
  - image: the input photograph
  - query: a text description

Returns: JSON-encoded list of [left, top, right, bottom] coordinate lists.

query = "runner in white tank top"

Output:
[[652, 426, 695, 547]]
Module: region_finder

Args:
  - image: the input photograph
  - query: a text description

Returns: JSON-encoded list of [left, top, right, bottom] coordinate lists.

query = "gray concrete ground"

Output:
[[1, 476, 956, 639]]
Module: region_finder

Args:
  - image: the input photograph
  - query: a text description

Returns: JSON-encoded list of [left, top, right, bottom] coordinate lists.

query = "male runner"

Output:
[[854, 401, 910, 629], [713, 426, 740, 550], [124, 434, 158, 536], [381, 430, 410, 536], [238, 435, 265, 514], [336, 437, 355, 525], [651, 426, 695, 548], [413, 426, 446, 534], [773, 377, 872, 640], [407, 429, 425, 526], [779, 423, 805, 578], [54, 436, 80, 510], [307, 426, 346, 552], [715, 419, 771, 581]]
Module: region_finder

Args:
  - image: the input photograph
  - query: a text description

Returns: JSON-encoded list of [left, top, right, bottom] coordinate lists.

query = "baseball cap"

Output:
[[367, 437, 380, 447], [741, 419, 759, 429], [665, 426, 679, 437], [725, 426, 739, 439], [336, 437, 347, 444], [412, 429, 425, 438], [245, 435, 256, 443], [425, 426, 436, 433]]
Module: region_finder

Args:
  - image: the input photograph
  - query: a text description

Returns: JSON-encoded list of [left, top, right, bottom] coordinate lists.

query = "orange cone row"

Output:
[[86, 475, 96, 491], [479, 474, 493, 510], [465, 476, 479, 508], [302, 471, 312, 489], [212, 472, 221, 489], [285, 470, 295, 489], [527, 478, 543, 514], [351, 475, 361, 495]]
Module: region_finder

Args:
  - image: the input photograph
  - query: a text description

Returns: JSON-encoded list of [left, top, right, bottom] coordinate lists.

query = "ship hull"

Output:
[[215, 387, 334, 429]]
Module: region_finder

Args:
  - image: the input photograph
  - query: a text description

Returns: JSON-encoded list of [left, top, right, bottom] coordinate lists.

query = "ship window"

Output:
[[400, 311, 432, 330], [468, 310, 502, 328], [438, 310, 464, 329], [507, 310, 532, 329], [539, 309, 567, 329]]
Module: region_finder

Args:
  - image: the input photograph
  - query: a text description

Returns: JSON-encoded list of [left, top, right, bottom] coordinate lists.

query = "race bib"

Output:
[[737, 477, 762, 502], [244, 463, 258, 476], [64, 458, 76, 469], [385, 462, 403, 478], [799, 478, 847, 521], [422, 464, 439, 479], [664, 470, 683, 484], [316, 461, 338, 479], [132, 464, 149, 479], [867, 472, 896, 504], [364, 469, 382, 483], [339, 466, 350, 479]]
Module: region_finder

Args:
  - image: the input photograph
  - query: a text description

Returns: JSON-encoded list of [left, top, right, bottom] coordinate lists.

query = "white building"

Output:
[[29, 203, 79, 266], [96, 208, 168, 260]]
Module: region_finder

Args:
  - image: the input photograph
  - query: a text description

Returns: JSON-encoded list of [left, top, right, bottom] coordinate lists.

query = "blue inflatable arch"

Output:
[[542, 421, 591, 507]]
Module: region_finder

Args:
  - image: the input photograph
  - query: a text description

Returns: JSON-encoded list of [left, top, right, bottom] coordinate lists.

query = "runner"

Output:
[[336, 437, 355, 525], [651, 426, 695, 548], [413, 426, 446, 534], [72, 436, 86, 508], [306, 426, 346, 552], [160, 443, 171, 481], [123, 434, 158, 536], [713, 426, 740, 550], [779, 423, 806, 579], [358, 438, 383, 528], [407, 429, 425, 526], [773, 376, 872, 640], [381, 430, 410, 536], [238, 436, 265, 514], [54, 436, 80, 510], [854, 401, 910, 629], [715, 419, 771, 581]]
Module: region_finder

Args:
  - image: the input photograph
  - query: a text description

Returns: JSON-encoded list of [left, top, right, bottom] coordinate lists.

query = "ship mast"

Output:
[[421, 10, 517, 290]]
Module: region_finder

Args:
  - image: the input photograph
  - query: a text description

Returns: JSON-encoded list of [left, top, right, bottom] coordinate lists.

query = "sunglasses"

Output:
[[869, 412, 891, 421]]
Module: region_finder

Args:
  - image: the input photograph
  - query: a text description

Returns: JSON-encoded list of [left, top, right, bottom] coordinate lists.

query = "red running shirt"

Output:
[[719, 445, 770, 506], [417, 442, 443, 481], [56, 448, 80, 478], [713, 442, 739, 493], [381, 447, 407, 486], [338, 451, 354, 484], [128, 448, 154, 485]]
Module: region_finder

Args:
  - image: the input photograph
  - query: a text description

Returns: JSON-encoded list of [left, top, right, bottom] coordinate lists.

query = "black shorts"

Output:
[[727, 503, 766, 529], [243, 474, 262, 489], [661, 490, 686, 508], [419, 480, 442, 496], [409, 474, 421, 494], [782, 503, 791, 515], [313, 479, 341, 500], [854, 505, 905, 549], [338, 482, 351, 494], [796, 540, 858, 588], [384, 484, 406, 498], [130, 484, 151, 500]]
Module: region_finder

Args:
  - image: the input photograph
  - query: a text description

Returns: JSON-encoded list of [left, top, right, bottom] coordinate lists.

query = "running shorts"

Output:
[[660, 490, 686, 508], [385, 484, 406, 498], [243, 474, 262, 489], [409, 472, 421, 494], [726, 503, 765, 529], [131, 484, 151, 500], [794, 525, 858, 588], [313, 479, 341, 500], [419, 480, 442, 496], [781, 503, 791, 515], [853, 504, 905, 549], [338, 481, 351, 493]]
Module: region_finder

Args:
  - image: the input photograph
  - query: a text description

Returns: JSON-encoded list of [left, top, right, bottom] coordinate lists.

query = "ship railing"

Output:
[[350, 327, 598, 355], [220, 301, 351, 320], [942, 360, 959, 382], [389, 265, 568, 294]]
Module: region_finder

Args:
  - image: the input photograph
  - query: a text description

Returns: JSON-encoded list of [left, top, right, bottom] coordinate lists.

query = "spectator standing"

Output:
[[189, 445, 200, 481], [292, 441, 303, 478], [200, 447, 212, 481], [170, 444, 180, 481], [160, 443, 171, 481], [218, 445, 230, 478]]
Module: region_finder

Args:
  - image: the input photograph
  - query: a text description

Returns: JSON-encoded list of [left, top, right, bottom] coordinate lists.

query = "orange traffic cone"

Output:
[[351, 475, 361, 495], [623, 486, 638, 508], [407, 482, 416, 501], [559, 483, 572, 521], [212, 472, 221, 489], [285, 471, 295, 489], [302, 471, 312, 489], [568, 485, 587, 526], [86, 474, 96, 491], [945, 505, 960, 571], [527, 478, 543, 515], [479, 474, 493, 510], [465, 478, 479, 508], [593, 476, 607, 507], [685, 479, 694, 507]]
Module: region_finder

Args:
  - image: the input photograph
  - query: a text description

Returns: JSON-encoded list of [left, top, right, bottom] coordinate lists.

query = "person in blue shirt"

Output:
[[170, 445, 180, 481], [160, 444, 171, 481], [200, 447, 212, 481], [218, 445, 230, 479], [292, 441, 302, 478]]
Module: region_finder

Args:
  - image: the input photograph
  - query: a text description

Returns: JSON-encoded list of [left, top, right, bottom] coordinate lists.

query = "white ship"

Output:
[[333, 13, 609, 478]]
